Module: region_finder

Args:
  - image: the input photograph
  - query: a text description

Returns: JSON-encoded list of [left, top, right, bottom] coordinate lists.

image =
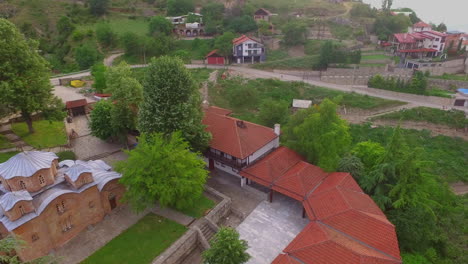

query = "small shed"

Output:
[[66, 99, 87, 116], [293, 99, 312, 109], [206, 50, 225, 65]]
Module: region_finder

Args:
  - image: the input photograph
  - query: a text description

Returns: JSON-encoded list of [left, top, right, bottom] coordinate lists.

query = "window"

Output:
[[19, 205, 25, 216], [62, 216, 73, 232], [31, 233, 39, 242], [81, 177, 86, 185], [88, 201, 95, 208], [56, 201, 66, 214], [39, 175, 45, 185], [19, 181, 26, 190], [435, 38, 440, 41]]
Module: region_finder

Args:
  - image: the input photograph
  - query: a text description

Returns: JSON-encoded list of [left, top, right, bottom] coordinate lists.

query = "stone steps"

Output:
[[199, 223, 216, 241]]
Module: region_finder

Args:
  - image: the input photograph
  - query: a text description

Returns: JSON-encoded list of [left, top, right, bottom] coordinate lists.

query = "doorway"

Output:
[[109, 194, 117, 210]]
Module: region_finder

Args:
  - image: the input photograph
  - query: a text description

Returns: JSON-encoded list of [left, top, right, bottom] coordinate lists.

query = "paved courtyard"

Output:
[[237, 194, 310, 264]]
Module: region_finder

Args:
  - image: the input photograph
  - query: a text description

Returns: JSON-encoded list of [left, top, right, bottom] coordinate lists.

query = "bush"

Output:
[[74, 44, 102, 70], [56, 151, 76, 161]]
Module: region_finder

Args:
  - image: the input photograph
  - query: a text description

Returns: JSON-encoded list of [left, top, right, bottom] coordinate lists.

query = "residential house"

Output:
[[166, 12, 204, 37], [254, 8, 273, 21], [232, 35, 266, 64], [0, 152, 125, 261], [390, 22, 447, 60], [446, 31, 467, 52], [205, 50, 225, 65], [202, 106, 279, 186]]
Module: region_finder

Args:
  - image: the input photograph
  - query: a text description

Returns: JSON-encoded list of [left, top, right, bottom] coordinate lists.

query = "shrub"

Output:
[[56, 151, 76, 161]]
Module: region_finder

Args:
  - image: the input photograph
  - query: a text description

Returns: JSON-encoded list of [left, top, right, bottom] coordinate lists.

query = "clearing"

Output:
[[11, 120, 67, 149]]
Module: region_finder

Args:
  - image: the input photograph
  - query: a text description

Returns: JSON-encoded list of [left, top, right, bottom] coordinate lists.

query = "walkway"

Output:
[[237, 194, 309, 264]]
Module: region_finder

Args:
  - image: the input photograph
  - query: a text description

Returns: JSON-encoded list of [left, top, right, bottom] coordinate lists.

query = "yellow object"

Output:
[[70, 80, 85, 88]]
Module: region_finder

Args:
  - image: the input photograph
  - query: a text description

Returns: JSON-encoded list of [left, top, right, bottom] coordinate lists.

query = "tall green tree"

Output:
[[257, 99, 289, 127], [282, 21, 307, 46], [166, 0, 194, 16], [203, 227, 250, 264], [285, 99, 351, 171], [0, 235, 55, 263], [148, 16, 173, 36], [91, 63, 107, 92], [138, 56, 210, 151], [89, 100, 113, 140], [116, 132, 208, 211], [96, 23, 117, 48], [89, 0, 109, 16], [0, 19, 65, 133], [56, 16, 75, 37], [75, 44, 101, 69], [214, 32, 235, 60]]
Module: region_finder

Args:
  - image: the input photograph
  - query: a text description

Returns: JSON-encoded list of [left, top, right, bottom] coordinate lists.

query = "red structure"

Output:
[[205, 50, 225, 65], [65, 99, 87, 116]]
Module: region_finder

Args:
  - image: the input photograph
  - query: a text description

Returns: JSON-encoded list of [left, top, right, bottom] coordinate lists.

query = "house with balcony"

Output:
[[232, 35, 266, 64], [166, 12, 204, 37], [202, 106, 279, 185]]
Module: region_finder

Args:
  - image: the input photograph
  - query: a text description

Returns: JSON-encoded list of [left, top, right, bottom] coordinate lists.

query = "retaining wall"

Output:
[[428, 78, 468, 89], [321, 68, 413, 85]]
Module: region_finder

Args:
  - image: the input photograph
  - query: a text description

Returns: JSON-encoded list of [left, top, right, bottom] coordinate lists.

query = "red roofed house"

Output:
[[232, 35, 266, 64], [65, 99, 87, 116], [202, 106, 279, 186], [205, 50, 225, 65], [204, 105, 402, 263]]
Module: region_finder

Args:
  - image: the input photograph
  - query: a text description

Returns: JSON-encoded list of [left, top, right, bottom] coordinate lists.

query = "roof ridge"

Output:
[[318, 221, 400, 261]]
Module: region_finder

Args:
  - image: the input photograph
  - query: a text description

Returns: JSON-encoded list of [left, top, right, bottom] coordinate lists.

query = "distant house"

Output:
[[205, 50, 225, 65], [254, 8, 273, 21], [446, 31, 467, 52], [292, 99, 312, 109], [390, 22, 447, 60], [232, 35, 266, 64], [166, 12, 204, 37]]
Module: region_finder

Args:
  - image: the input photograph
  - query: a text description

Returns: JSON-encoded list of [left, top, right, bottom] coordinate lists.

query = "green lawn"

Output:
[[253, 56, 319, 70], [0, 134, 14, 149], [173, 39, 214, 60], [78, 16, 150, 37], [11, 120, 67, 149], [372, 107, 468, 129], [176, 194, 216, 218], [0, 152, 19, 163], [81, 214, 187, 264], [361, 54, 392, 61], [267, 50, 290, 61]]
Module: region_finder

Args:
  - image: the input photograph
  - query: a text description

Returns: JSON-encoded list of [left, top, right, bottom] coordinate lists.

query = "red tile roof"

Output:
[[232, 35, 259, 45], [423, 30, 447, 37], [65, 99, 87, 109], [271, 254, 302, 264], [279, 222, 401, 264], [205, 49, 222, 58], [240, 146, 304, 186], [202, 106, 278, 159], [413, 21, 431, 28], [393, 33, 417, 43]]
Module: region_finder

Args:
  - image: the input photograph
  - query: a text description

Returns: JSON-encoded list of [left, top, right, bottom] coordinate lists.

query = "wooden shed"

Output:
[[206, 50, 225, 65], [66, 99, 87, 116]]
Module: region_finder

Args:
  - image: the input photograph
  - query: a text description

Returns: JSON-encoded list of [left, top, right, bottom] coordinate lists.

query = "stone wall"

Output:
[[152, 229, 200, 264], [417, 58, 466, 75], [273, 70, 321, 78], [321, 67, 413, 85], [205, 186, 232, 225]]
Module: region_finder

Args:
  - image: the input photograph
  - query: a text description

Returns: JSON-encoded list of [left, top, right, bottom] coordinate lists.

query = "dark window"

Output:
[[19, 205, 25, 216], [39, 175, 45, 185], [89, 201, 95, 208], [32, 233, 39, 242], [435, 38, 440, 41], [56, 201, 66, 214], [19, 181, 26, 190]]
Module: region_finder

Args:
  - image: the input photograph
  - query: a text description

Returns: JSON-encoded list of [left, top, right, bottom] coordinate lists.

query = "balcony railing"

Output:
[[205, 152, 246, 169]]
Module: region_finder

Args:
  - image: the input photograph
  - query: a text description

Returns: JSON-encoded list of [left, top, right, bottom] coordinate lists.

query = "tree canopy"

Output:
[[116, 132, 208, 212], [148, 16, 173, 36], [89, 0, 109, 16], [214, 32, 235, 58], [202, 227, 250, 264], [89, 100, 114, 140], [282, 21, 307, 46], [138, 56, 210, 151], [283, 98, 351, 171], [167, 0, 194, 16], [0, 18, 65, 133]]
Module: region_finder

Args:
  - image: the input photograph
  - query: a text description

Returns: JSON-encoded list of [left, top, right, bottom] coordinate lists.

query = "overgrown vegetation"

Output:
[[373, 107, 468, 129]]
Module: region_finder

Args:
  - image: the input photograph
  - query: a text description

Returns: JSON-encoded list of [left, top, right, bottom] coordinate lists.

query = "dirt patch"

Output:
[[372, 120, 468, 140], [450, 182, 468, 195], [288, 45, 305, 57]]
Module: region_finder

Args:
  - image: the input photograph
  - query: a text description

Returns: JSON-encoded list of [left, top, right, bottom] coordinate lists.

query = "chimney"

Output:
[[274, 124, 281, 136]]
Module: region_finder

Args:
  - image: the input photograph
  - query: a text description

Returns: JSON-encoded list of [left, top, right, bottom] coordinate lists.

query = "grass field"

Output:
[[361, 54, 392, 61], [253, 56, 319, 70], [177, 194, 216, 218], [372, 107, 468, 129], [81, 214, 187, 264], [267, 50, 290, 61], [11, 120, 67, 149], [350, 124, 468, 183], [0, 135, 14, 150], [210, 78, 404, 122], [131, 67, 213, 85], [78, 16, 151, 37], [0, 152, 19, 163], [429, 74, 468, 81]]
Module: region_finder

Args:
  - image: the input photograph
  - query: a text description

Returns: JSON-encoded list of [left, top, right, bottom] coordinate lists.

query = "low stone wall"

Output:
[[205, 186, 232, 225], [321, 67, 413, 85], [429, 78, 468, 89], [273, 70, 321, 78], [152, 229, 200, 264]]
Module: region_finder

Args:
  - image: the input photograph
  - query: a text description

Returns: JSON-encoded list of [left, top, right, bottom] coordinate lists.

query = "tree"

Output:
[[89, 100, 113, 140], [338, 155, 365, 180], [121, 32, 141, 57], [201, 3, 225, 22], [257, 20, 272, 36], [436, 23, 447, 32], [257, 99, 289, 127], [214, 32, 235, 60], [116, 132, 208, 211], [166, 0, 194, 16], [91, 63, 107, 92], [282, 20, 307, 46], [317, 41, 334, 69], [96, 23, 117, 48], [0, 235, 55, 263], [409, 12, 421, 24], [105, 62, 143, 141], [225, 15, 257, 34], [138, 56, 210, 151], [89, 0, 109, 16], [148, 16, 173, 36], [56, 16, 75, 37], [74, 44, 101, 69], [0, 19, 65, 133], [285, 99, 351, 171], [202, 227, 250, 264]]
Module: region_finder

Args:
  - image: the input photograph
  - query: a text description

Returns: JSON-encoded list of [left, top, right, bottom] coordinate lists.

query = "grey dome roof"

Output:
[[0, 151, 58, 180], [0, 191, 33, 211], [65, 164, 92, 182]]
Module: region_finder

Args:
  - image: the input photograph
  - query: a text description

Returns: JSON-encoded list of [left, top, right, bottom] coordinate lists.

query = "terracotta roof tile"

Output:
[[203, 106, 278, 159], [65, 99, 87, 109], [205, 49, 222, 58], [271, 254, 302, 264], [413, 21, 431, 28]]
